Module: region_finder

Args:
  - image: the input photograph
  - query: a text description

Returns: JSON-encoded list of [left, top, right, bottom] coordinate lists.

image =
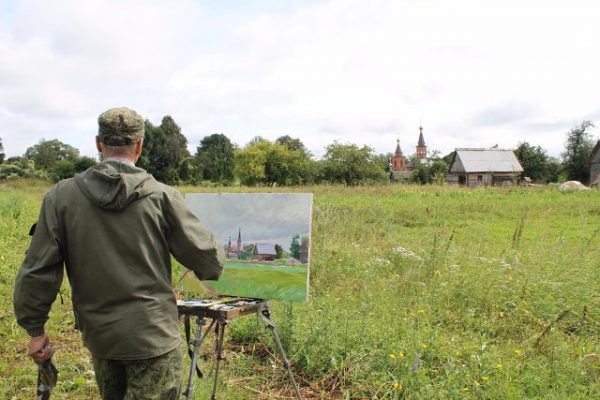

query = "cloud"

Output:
[[471, 101, 538, 127], [1, 0, 600, 160]]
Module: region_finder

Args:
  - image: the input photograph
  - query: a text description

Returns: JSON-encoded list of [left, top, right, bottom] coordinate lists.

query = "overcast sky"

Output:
[[1, 0, 599, 160], [185, 193, 312, 249]]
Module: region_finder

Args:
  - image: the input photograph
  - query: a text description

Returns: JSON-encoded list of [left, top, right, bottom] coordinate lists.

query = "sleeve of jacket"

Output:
[[165, 190, 225, 281], [13, 190, 64, 337]]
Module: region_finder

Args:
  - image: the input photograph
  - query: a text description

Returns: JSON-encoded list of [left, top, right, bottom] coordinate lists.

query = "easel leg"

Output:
[[210, 318, 227, 400], [184, 317, 217, 400], [184, 316, 204, 400], [260, 306, 303, 400]]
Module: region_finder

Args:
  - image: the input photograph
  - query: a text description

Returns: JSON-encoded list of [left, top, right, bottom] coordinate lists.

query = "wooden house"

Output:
[[589, 140, 600, 187], [252, 244, 277, 261], [446, 148, 523, 187]]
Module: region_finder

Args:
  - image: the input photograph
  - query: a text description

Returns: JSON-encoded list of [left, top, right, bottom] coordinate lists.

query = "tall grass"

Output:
[[1, 181, 598, 399]]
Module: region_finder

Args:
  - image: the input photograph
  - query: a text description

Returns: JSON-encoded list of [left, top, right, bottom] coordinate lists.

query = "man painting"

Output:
[[14, 107, 225, 399]]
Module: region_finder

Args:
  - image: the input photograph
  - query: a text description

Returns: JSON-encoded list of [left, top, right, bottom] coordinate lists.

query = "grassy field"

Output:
[[1, 180, 599, 399], [179, 261, 309, 302]]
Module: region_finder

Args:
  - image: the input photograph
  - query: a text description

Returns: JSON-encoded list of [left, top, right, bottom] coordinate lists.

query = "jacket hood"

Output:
[[75, 161, 153, 211]]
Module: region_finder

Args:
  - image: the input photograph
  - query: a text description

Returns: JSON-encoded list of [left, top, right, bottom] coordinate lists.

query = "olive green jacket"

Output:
[[14, 160, 224, 360]]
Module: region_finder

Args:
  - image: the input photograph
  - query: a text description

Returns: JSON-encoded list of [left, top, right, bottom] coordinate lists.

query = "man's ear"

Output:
[[96, 137, 103, 153], [134, 139, 143, 162]]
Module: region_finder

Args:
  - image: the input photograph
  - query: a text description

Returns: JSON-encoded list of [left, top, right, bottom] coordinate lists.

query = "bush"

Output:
[[0, 159, 47, 180]]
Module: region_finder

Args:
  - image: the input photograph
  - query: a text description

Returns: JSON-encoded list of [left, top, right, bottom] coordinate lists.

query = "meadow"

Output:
[[1, 180, 599, 399], [179, 261, 308, 302]]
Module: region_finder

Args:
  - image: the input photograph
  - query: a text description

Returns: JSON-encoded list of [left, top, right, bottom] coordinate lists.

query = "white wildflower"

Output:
[[393, 246, 423, 261]]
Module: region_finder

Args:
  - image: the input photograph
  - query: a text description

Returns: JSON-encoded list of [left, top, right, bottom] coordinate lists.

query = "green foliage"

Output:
[[238, 243, 256, 260], [0, 137, 4, 164], [50, 159, 76, 182], [177, 157, 202, 185], [138, 117, 190, 184], [430, 159, 449, 184], [2, 184, 600, 399], [160, 116, 190, 166], [409, 157, 429, 184], [275, 135, 309, 155], [407, 154, 450, 185], [562, 120, 596, 183], [515, 141, 559, 183], [321, 141, 388, 185], [195, 133, 234, 183], [274, 244, 284, 259], [0, 158, 47, 180], [234, 139, 316, 186], [289, 234, 301, 260], [24, 139, 79, 171], [48, 156, 97, 182], [73, 156, 97, 173]]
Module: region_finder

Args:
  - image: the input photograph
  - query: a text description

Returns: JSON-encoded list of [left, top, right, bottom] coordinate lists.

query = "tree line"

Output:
[[0, 118, 597, 185]]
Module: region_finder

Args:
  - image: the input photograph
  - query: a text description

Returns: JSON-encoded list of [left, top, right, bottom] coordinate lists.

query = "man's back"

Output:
[[15, 160, 224, 360]]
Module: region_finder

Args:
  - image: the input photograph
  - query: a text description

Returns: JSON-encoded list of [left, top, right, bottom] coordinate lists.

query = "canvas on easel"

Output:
[[180, 193, 312, 302]]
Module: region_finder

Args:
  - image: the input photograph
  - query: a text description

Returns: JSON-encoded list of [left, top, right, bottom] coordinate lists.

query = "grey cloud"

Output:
[[185, 193, 312, 250], [472, 101, 538, 127], [360, 122, 403, 135], [584, 110, 600, 124], [318, 125, 342, 135]]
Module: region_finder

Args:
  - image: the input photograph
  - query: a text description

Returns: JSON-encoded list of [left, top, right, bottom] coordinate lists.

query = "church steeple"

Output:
[[395, 138, 403, 156], [391, 137, 406, 171], [416, 125, 427, 160], [236, 228, 242, 252]]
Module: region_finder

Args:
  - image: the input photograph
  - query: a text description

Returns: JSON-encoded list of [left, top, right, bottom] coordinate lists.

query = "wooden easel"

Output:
[[177, 298, 303, 400]]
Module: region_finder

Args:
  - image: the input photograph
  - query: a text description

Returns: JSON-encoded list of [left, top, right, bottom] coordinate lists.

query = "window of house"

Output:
[[477, 175, 483, 181]]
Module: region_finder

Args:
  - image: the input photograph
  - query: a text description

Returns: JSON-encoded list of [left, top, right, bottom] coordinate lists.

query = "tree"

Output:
[[274, 244, 284, 259], [234, 139, 316, 186], [409, 156, 429, 184], [24, 139, 79, 170], [50, 160, 76, 182], [160, 116, 190, 166], [239, 243, 256, 260], [514, 142, 555, 182], [275, 135, 308, 154], [138, 117, 190, 184], [321, 142, 388, 185], [429, 159, 449, 185], [233, 143, 268, 186], [290, 234, 301, 260], [195, 133, 235, 183], [562, 120, 596, 183], [0, 137, 4, 164], [0, 158, 47, 180], [74, 156, 98, 173]]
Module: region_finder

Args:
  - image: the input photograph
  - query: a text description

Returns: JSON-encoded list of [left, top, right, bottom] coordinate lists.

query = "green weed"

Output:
[[1, 182, 599, 398]]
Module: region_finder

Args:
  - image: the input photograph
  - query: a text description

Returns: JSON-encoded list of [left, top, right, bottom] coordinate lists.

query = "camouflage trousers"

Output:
[[91, 346, 182, 400]]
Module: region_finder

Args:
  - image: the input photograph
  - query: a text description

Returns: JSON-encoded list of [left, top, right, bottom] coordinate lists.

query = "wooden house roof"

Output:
[[449, 148, 523, 173], [253, 244, 277, 256]]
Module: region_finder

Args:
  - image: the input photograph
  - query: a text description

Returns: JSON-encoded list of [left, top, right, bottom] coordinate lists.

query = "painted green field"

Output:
[[179, 261, 308, 302], [1, 180, 599, 399]]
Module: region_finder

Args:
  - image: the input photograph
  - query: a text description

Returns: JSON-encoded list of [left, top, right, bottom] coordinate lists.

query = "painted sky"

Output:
[[1, 0, 599, 159], [185, 193, 312, 250]]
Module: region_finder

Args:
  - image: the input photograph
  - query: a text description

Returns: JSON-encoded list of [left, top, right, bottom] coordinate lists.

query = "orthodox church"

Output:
[[226, 228, 243, 258], [389, 125, 428, 182]]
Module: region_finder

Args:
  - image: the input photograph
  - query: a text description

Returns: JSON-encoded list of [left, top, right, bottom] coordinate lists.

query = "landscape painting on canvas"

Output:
[[179, 193, 312, 302]]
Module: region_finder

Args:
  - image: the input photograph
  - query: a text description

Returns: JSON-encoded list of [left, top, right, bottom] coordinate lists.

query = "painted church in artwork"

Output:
[[225, 228, 243, 258], [389, 125, 428, 182]]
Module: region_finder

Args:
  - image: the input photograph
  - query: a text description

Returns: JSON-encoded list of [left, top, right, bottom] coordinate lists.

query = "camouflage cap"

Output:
[[97, 107, 145, 146]]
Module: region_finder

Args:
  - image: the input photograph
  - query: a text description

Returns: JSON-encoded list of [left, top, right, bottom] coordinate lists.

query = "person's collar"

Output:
[[102, 157, 136, 167]]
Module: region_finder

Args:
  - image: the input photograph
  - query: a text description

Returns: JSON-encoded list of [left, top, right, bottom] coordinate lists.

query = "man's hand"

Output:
[[27, 333, 54, 363]]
